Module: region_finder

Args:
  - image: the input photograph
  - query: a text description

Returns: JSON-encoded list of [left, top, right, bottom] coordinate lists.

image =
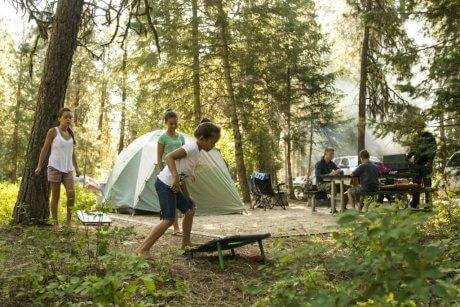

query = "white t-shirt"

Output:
[[157, 142, 201, 186]]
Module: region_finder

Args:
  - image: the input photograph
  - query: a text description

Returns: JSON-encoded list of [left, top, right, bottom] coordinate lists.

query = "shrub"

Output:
[[0, 182, 19, 225], [249, 203, 460, 306], [0, 226, 189, 305]]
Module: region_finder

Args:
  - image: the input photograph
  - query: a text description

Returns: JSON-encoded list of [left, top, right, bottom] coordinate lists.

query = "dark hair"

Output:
[[164, 109, 178, 122], [57, 107, 76, 145], [359, 149, 370, 159], [421, 131, 433, 138], [194, 122, 221, 139], [324, 147, 335, 154], [200, 117, 211, 124]]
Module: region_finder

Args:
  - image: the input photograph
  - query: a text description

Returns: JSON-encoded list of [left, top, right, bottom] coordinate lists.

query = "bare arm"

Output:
[[165, 148, 187, 192], [35, 129, 55, 175], [180, 181, 194, 206], [157, 142, 165, 169], [73, 148, 81, 176]]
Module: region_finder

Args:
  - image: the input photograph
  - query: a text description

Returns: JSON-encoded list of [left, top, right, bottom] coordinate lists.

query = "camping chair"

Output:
[[249, 176, 264, 209], [250, 172, 288, 210]]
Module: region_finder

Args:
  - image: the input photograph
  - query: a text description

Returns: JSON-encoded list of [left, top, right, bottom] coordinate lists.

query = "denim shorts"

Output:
[[155, 178, 194, 220]]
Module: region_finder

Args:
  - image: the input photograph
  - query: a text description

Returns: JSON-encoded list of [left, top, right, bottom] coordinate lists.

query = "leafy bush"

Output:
[[0, 182, 18, 224], [249, 202, 460, 306], [0, 226, 189, 305]]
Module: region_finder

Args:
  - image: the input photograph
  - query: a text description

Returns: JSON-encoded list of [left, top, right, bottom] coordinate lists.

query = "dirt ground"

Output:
[[106, 201, 335, 306], [102, 201, 338, 305], [109, 200, 338, 239], [112, 223, 323, 306]]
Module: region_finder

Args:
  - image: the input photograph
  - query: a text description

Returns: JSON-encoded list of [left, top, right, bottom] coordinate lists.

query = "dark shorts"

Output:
[[47, 166, 74, 184], [155, 178, 194, 220], [317, 182, 346, 194], [348, 186, 364, 199], [348, 186, 377, 199]]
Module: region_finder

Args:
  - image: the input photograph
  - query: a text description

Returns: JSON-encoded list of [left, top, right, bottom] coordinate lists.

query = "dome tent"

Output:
[[103, 130, 244, 215]]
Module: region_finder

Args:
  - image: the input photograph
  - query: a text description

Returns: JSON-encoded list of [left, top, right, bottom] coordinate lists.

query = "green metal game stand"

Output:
[[185, 233, 271, 270]]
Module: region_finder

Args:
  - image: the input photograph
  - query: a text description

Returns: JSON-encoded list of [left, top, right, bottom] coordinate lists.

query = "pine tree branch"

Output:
[[143, 0, 161, 55]]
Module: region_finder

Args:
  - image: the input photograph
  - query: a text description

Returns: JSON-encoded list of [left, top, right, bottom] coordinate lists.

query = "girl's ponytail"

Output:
[[67, 127, 76, 145], [57, 107, 76, 145]]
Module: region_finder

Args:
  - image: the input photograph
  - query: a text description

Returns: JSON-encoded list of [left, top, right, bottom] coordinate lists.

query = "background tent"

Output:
[[103, 130, 244, 215]]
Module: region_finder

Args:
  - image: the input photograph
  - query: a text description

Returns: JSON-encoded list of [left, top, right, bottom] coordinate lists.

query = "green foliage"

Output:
[[0, 181, 101, 225], [347, 0, 417, 120], [0, 182, 18, 225], [0, 28, 43, 182], [232, 0, 339, 174], [331, 208, 456, 304], [249, 202, 460, 306], [0, 226, 188, 305]]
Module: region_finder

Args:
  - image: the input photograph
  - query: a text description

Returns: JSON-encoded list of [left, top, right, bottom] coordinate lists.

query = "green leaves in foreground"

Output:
[[0, 226, 188, 305], [249, 203, 460, 306]]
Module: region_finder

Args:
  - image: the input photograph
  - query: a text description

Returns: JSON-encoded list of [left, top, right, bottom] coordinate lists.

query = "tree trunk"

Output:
[[98, 79, 108, 139], [307, 117, 314, 178], [300, 145, 306, 176], [118, 47, 128, 153], [12, 0, 84, 225], [439, 112, 447, 169], [72, 74, 82, 126], [284, 68, 294, 198], [191, 0, 202, 125], [11, 48, 25, 181], [357, 0, 370, 157], [215, 0, 251, 203]]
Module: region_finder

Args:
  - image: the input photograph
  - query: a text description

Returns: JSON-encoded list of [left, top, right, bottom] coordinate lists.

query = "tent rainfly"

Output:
[[103, 130, 244, 215]]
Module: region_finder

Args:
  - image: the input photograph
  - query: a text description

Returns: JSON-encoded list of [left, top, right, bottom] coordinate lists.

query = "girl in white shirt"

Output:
[[136, 121, 221, 258], [35, 108, 81, 229]]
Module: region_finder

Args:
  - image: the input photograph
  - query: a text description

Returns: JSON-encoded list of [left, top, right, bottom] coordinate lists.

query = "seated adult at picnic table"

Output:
[[347, 149, 380, 211], [315, 147, 343, 193]]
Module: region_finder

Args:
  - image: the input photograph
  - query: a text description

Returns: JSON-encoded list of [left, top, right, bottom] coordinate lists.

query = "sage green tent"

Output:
[[103, 130, 244, 215]]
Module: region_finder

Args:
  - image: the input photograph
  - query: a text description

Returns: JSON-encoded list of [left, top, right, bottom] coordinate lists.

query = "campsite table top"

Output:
[[322, 175, 352, 213]]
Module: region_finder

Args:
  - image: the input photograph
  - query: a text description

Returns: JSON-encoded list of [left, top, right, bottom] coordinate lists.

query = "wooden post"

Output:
[[340, 180, 345, 212], [331, 180, 336, 213]]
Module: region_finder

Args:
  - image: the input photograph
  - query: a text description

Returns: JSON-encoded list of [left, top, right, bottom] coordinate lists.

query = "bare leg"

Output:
[[358, 197, 364, 212], [343, 192, 349, 210], [172, 211, 180, 233], [62, 179, 75, 227], [181, 209, 195, 249], [50, 182, 61, 229], [361, 197, 368, 212], [348, 191, 356, 210], [136, 219, 174, 256]]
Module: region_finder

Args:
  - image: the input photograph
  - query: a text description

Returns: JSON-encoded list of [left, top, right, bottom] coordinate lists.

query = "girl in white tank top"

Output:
[[35, 108, 81, 229]]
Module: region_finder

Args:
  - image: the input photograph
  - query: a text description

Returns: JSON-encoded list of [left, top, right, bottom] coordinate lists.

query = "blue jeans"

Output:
[[155, 178, 193, 220]]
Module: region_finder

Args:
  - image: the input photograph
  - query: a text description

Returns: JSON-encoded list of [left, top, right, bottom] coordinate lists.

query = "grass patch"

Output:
[[0, 181, 100, 226]]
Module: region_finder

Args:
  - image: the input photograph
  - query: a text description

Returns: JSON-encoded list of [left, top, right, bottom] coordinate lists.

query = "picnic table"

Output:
[[315, 176, 433, 213], [375, 184, 433, 207], [321, 174, 351, 213]]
